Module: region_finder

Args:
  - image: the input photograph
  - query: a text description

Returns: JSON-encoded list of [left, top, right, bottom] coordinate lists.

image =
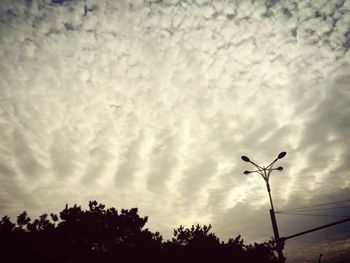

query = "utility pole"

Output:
[[241, 152, 286, 263]]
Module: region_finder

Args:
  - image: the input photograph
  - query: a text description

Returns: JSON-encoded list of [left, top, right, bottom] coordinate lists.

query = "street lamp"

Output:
[[241, 152, 286, 263]]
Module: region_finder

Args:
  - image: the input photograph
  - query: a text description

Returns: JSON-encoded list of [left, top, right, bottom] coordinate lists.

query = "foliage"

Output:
[[0, 201, 278, 263]]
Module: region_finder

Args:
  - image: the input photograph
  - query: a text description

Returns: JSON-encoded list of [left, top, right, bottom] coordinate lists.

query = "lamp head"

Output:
[[277, 152, 287, 159], [276, 166, 283, 171], [241, 156, 250, 162], [243, 171, 251, 175]]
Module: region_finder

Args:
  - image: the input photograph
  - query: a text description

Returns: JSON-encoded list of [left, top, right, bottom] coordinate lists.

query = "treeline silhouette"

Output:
[[0, 201, 278, 263]]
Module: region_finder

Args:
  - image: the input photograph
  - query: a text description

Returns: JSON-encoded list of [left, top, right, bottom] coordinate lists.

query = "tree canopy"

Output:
[[0, 201, 278, 263]]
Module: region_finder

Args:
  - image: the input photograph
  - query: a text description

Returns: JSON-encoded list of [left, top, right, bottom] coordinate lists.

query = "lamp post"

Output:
[[241, 152, 286, 263]]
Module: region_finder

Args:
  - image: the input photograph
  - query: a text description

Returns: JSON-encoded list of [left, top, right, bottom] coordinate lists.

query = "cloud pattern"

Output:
[[0, 0, 350, 261]]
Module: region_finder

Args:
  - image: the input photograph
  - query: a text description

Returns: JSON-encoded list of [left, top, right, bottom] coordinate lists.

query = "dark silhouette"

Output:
[[0, 201, 278, 263]]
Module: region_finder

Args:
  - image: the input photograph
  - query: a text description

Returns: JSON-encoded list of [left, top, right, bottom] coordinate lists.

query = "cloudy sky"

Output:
[[1, 0, 350, 261]]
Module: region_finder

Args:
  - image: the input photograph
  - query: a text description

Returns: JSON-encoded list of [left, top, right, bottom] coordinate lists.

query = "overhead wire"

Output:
[[277, 205, 350, 213], [275, 211, 350, 218], [276, 199, 350, 213]]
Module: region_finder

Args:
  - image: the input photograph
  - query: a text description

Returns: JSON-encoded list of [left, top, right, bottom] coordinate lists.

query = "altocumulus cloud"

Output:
[[0, 0, 350, 261]]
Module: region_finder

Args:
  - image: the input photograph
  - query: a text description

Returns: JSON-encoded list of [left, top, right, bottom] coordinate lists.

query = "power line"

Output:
[[276, 199, 350, 213], [277, 205, 350, 213], [275, 211, 350, 218]]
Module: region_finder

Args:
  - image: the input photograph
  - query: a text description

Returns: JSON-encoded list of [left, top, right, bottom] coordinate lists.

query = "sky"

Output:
[[0, 0, 350, 261]]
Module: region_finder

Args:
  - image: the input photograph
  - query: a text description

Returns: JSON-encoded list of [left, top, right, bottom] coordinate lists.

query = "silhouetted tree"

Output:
[[0, 215, 15, 232], [0, 201, 278, 263], [245, 240, 279, 263], [16, 211, 31, 230]]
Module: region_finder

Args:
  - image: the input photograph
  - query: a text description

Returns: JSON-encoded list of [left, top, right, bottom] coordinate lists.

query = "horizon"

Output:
[[1, 198, 350, 263]]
